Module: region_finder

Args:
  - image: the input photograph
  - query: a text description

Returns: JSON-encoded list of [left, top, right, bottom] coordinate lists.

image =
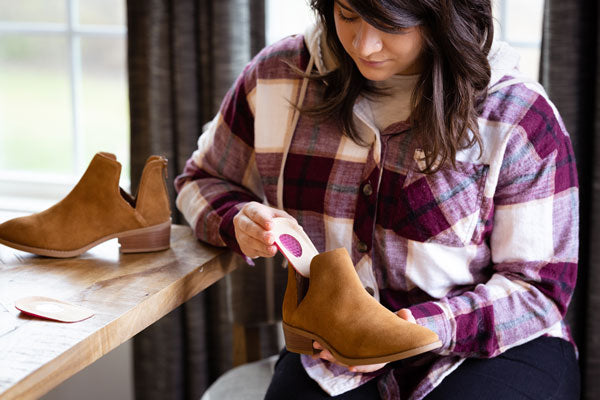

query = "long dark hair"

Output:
[[305, 0, 493, 173]]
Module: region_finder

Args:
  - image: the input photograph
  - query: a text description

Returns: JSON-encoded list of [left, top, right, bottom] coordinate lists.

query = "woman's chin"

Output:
[[356, 67, 395, 81]]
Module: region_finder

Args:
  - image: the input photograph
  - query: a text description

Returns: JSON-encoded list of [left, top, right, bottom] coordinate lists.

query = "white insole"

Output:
[[15, 296, 94, 323], [270, 218, 318, 278]]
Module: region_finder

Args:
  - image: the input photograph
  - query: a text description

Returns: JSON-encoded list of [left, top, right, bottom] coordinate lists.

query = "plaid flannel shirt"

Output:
[[175, 29, 579, 399]]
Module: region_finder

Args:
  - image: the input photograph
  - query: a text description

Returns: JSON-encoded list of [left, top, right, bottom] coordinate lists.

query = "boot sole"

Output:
[[283, 321, 442, 365], [0, 220, 171, 258]]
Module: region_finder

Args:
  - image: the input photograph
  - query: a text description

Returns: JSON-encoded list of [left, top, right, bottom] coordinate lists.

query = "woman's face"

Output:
[[333, 0, 424, 80]]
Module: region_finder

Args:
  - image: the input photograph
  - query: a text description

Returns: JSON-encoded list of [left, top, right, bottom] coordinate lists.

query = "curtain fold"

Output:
[[127, 1, 287, 399], [540, 1, 600, 399], [127, 0, 266, 217]]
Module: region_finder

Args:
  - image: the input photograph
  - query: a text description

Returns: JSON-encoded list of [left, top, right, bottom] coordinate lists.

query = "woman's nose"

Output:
[[352, 22, 383, 56]]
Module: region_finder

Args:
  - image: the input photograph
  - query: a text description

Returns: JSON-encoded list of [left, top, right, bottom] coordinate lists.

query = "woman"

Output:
[[175, 0, 580, 398]]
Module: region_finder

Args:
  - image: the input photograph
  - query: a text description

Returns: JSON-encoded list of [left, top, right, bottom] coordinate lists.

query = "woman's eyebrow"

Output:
[[334, 0, 355, 13]]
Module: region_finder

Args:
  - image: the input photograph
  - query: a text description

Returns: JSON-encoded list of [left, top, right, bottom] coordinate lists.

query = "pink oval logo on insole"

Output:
[[279, 234, 302, 257]]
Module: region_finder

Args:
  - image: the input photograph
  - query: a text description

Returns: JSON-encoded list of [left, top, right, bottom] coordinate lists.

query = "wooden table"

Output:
[[0, 225, 236, 400]]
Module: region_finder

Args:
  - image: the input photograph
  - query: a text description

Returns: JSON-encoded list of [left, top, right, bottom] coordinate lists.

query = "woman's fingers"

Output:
[[271, 207, 297, 221], [311, 341, 387, 373], [233, 226, 276, 258], [236, 211, 275, 243], [311, 342, 347, 366], [233, 201, 301, 259], [234, 202, 299, 258], [242, 202, 277, 230], [347, 362, 387, 373], [311, 345, 342, 365], [243, 202, 298, 228], [239, 233, 277, 258], [396, 308, 417, 323]]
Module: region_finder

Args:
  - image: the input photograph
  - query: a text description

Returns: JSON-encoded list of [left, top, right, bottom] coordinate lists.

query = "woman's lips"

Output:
[[359, 58, 388, 67]]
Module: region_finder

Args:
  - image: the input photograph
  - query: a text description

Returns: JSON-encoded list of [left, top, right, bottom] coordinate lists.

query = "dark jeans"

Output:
[[264, 337, 580, 399]]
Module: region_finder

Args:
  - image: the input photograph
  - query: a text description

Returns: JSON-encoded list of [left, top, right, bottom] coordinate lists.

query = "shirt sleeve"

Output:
[[174, 62, 264, 259], [407, 93, 579, 358]]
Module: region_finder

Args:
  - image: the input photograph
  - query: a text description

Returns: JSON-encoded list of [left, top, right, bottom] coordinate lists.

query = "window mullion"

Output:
[[0, 22, 67, 34], [67, 0, 84, 177], [499, 0, 507, 42]]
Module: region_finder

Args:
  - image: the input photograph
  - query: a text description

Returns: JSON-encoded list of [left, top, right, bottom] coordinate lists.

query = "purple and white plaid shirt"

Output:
[[175, 25, 578, 399]]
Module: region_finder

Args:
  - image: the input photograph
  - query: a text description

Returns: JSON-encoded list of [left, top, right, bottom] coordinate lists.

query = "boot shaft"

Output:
[[283, 263, 299, 322], [135, 155, 171, 226]]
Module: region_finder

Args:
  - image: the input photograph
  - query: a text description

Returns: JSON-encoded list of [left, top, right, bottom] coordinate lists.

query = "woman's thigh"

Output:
[[264, 350, 381, 400], [424, 337, 580, 400]]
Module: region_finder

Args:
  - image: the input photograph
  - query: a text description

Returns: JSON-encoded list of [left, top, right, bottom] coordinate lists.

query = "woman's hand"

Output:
[[396, 308, 416, 323], [311, 342, 388, 373], [310, 308, 417, 373], [233, 201, 296, 259]]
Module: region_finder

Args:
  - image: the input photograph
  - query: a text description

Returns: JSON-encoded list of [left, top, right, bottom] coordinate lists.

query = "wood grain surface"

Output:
[[0, 225, 235, 400]]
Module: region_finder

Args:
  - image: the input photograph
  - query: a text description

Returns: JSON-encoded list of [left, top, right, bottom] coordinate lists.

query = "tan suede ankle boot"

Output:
[[282, 248, 442, 365], [0, 152, 171, 257]]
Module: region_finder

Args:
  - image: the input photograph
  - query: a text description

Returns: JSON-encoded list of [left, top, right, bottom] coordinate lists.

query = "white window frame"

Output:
[[0, 1, 127, 212]]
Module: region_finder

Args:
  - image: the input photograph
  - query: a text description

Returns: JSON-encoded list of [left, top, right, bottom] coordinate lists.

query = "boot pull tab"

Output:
[[159, 156, 168, 180]]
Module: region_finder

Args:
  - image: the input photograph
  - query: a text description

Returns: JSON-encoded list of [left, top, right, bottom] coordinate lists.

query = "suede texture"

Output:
[[135, 155, 171, 226], [283, 248, 440, 359], [0, 152, 170, 251]]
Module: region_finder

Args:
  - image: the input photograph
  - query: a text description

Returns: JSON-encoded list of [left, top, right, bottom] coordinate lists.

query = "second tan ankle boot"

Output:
[[282, 248, 442, 365], [0, 152, 171, 257]]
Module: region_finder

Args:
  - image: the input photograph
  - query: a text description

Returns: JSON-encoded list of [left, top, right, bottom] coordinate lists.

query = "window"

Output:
[[494, 0, 544, 80], [0, 0, 128, 212], [266, 0, 544, 80], [266, 0, 315, 45]]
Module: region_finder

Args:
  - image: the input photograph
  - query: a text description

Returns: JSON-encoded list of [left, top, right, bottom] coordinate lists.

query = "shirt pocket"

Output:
[[395, 155, 489, 247]]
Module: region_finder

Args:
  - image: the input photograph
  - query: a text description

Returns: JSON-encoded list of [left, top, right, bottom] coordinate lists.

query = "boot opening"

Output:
[[120, 187, 137, 208], [295, 271, 309, 305]]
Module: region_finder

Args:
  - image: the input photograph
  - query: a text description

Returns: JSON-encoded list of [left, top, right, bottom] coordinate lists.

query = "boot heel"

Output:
[[118, 221, 171, 253], [283, 323, 315, 354]]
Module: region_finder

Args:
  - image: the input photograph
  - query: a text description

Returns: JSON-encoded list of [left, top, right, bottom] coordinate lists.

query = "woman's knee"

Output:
[[425, 337, 580, 400]]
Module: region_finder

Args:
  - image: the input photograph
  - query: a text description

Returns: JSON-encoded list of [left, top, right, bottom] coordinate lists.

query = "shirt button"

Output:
[[365, 287, 375, 296], [362, 182, 373, 196], [357, 241, 368, 253]]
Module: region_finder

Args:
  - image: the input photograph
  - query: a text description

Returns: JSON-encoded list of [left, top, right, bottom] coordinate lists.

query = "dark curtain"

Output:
[[540, 0, 600, 399], [126, 1, 287, 399], [127, 0, 266, 207]]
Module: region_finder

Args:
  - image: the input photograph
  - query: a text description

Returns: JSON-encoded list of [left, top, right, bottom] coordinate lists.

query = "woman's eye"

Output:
[[337, 9, 358, 22]]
